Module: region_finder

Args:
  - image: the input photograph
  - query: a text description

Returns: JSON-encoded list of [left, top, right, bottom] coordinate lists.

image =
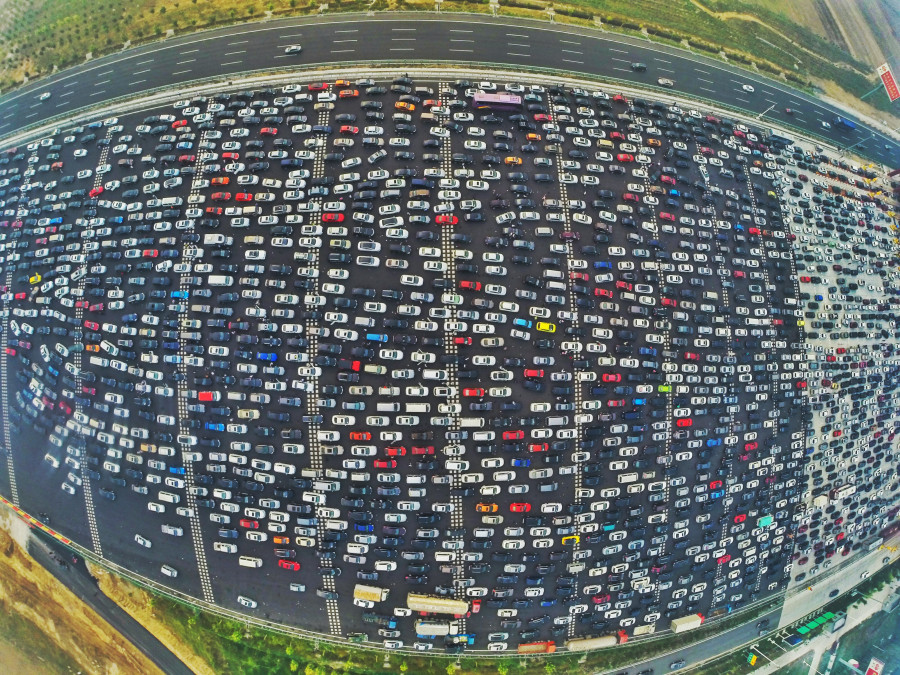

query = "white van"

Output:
[[238, 556, 263, 568], [158, 491, 181, 503]]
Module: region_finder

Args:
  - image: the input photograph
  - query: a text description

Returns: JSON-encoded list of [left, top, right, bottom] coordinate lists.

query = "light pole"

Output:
[[757, 104, 776, 120]]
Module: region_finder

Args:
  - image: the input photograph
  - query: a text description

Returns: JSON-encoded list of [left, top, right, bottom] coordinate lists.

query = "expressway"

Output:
[[0, 14, 897, 166]]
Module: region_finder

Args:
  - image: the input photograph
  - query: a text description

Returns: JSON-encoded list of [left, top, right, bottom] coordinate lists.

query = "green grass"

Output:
[[0, 0, 895, 119]]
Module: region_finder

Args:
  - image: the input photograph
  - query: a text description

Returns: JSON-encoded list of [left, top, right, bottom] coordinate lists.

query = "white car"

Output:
[[742, 84, 755, 93]]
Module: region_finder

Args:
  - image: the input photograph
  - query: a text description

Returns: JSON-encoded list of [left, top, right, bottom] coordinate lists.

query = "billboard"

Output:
[[865, 657, 884, 675], [876, 63, 899, 102]]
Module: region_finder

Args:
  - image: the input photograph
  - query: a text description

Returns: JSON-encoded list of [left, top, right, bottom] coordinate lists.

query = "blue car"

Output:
[[593, 261, 612, 270], [169, 466, 186, 475], [366, 332, 388, 343], [633, 398, 646, 406], [639, 346, 657, 356], [513, 318, 533, 329], [710, 489, 725, 499], [354, 523, 374, 532], [706, 438, 722, 447], [256, 352, 278, 362], [512, 458, 531, 467], [205, 422, 225, 432], [170, 290, 189, 299]]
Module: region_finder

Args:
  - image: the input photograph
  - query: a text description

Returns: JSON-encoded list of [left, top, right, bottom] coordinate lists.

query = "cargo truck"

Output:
[[670, 613, 705, 633], [517, 641, 556, 654], [361, 612, 397, 629], [832, 116, 856, 132], [415, 619, 460, 636], [407, 593, 468, 616], [354, 584, 389, 603], [565, 630, 628, 651]]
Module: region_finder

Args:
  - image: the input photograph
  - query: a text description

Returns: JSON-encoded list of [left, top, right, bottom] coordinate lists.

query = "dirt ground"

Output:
[[90, 565, 217, 675], [0, 509, 164, 675]]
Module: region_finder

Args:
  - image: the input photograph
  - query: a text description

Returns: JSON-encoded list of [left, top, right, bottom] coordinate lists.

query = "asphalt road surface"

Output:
[[0, 15, 897, 166], [27, 530, 193, 675]]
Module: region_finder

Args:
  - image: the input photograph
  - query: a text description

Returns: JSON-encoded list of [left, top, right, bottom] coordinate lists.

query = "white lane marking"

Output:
[[451, 39, 473, 42], [449, 29, 473, 32], [133, 68, 151, 75], [180, 49, 199, 55], [734, 96, 751, 104], [176, 59, 195, 65], [136, 59, 153, 65], [697, 78, 713, 84], [172, 69, 191, 76], [224, 50, 246, 56], [562, 49, 582, 54], [611, 57, 630, 63], [96, 79, 110, 85], [392, 27, 415, 30], [699, 87, 715, 94], [227, 39, 249, 45], [129, 80, 146, 86], [507, 52, 530, 57], [609, 47, 627, 53], [659, 68, 675, 74], [63, 80, 79, 88], [281, 32, 306, 37], [654, 58, 671, 63], [330, 50, 355, 54], [695, 68, 710, 74], [390, 48, 414, 51], [221, 60, 243, 66], [334, 29, 357, 32], [506, 33, 529, 37], [89, 90, 106, 97], [560, 39, 580, 45], [449, 49, 473, 53], [508, 43, 530, 47], [562, 59, 584, 65], [613, 67, 630, 73], [333, 39, 357, 43]]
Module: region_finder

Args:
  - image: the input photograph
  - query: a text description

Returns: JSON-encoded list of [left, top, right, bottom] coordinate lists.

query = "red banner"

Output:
[[876, 63, 899, 102]]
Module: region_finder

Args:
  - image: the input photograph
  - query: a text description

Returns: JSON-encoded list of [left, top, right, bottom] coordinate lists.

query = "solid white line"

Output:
[[180, 49, 199, 55], [507, 52, 530, 57], [133, 68, 151, 75], [176, 59, 195, 65], [508, 43, 529, 47], [506, 33, 528, 37], [330, 50, 355, 54], [562, 59, 583, 65], [333, 39, 357, 43], [172, 69, 191, 76], [221, 61, 243, 66], [449, 49, 473, 53], [129, 80, 146, 86], [63, 80, 78, 88], [224, 50, 245, 56]]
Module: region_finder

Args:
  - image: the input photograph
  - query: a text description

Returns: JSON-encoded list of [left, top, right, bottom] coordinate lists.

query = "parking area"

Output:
[[0, 74, 893, 653]]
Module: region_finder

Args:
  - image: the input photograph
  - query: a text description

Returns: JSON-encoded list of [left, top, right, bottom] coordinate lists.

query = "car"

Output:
[[284, 45, 303, 54], [742, 84, 755, 93], [510, 503, 531, 513], [279, 560, 301, 570], [670, 660, 686, 670], [658, 78, 674, 88]]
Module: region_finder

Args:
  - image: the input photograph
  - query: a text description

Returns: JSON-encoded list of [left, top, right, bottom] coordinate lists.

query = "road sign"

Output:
[[876, 63, 899, 102], [865, 657, 884, 675], [747, 652, 758, 665]]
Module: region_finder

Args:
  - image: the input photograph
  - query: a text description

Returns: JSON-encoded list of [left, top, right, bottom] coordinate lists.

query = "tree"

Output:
[[290, 661, 299, 673], [446, 663, 456, 675], [543, 662, 556, 675], [497, 663, 510, 675], [399, 662, 408, 673]]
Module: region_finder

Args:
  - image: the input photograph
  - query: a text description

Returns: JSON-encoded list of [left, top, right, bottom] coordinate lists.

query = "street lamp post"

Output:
[[757, 104, 776, 120]]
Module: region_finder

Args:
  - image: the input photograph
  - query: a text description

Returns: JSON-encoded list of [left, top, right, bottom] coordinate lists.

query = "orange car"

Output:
[[647, 138, 661, 146], [211, 176, 230, 185], [273, 536, 290, 545], [504, 156, 522, 166], [85, 344, 100, 352], [334, 79, 351, 87], [349, 431, 371, 441], [338, 89, 359, 99], [395, 101, 415, 112], [476, 503, 498, 513]]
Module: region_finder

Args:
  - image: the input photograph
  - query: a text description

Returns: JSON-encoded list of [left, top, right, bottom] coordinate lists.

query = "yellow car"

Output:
[[562, 535, 580, 545], [504, 156, 522, 166], [29, 273, 41, 285], [476, 503, 498, 513], [536, 321, 556, 333]]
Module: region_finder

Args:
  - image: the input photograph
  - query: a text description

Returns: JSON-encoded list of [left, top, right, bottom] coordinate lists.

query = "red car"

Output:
[[684, 352, 699, 361], [675, 418, 692, 427], [88, 186, 104, 198], [349, 431, 371, 441], [411, 446, 435, 455], [744, 441, 758, 451], [615, 281, 632, 290], [339, 89, 360, 99], [733, 270, 746, 278], [222, 151, 240, 160], [510, 503, 531, 513], [734, 514, 746, 523], [462, 388, 485, 397], [142, 249, 158, 258], [460, 281, 482, 291], [339, 125, 359, 135], [661, 298, 677, 307], [529, 443, 548, 452], [717, 554, 731, 565], [609, 131, 625, 141], [308, 82, 329, 91], [211, 176, 230, 186], [533, 114, 551, 122], [709, 480, 722, 490], [524, 369, 544, 378], [454, 336, 472, 345], [613, 94, 627, 103], [373, 459, 397, 469], [235, 192, 254, 202], [211, 192, 232, 201], [84, 320, 100, 330], [239, 519, 259, 529], [206, 206, 224, 215], [4, 347, 14, 357], [260, 127, 278, 136], [616, 153, 634, 163], [436, 214, 458, 225], [602, 373, 621, 382], [171, 119, 188, 128], [607, 399, 625, 407], [178, 154, 195, 163], [660, 175, 676, 185], [559, 231, 580, 241], [594, 288, 613, 298], [570, 271, 589, 281], [322, 213, 344, 222], [385, 446, 407, 457], [659, 212, 675, 221], [623, 193, 639, 203], [471, 599, 481, 614], [13, 292, 26, 300], [278, 560, 301, 571], [502, 430, 524, 440]]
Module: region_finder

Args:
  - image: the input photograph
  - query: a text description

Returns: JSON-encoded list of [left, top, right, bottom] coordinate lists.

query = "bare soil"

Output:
[[0, 509, 164, 675]]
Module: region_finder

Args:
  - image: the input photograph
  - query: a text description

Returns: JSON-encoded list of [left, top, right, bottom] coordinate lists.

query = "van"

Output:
[[547, 416, 569, 426], [422, 369, 447, 381], [618, 473, 639, 484], [597, 139, 614, 150], [160, 196, 183, 207], [459, 417, 485, 428], [238, 556, 263, 568], [90, 356, 110, 368], [703, 291, 719, 300], [158, 491, 181, 504], [420, 113, 436, 124], [377, 402, 401, 412], [161, 564, 178, 577], [208, 275, 234, 287], [242, 206, 262, 216], [213, 542, 237, 553]]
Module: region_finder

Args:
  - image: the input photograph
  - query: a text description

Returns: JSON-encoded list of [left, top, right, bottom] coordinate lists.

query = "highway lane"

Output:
[[0, 15, 897, 166]]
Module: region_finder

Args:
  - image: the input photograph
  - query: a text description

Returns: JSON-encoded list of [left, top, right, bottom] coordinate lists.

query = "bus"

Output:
[[472, 92, 522, 112], [833, 116, 857, 132], [767, 128, 793, 147]]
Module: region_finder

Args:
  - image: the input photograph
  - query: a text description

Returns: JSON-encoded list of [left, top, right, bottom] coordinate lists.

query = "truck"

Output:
[[670, 613, 705, 634], [517, 641, 556, 654], [566, 630, 628, 651], [766, 128, 793, 147], [833, 116, 856, 132], [407, 593, 468, 616], [354, 584, 389, 603], [414, 619, 460, 636], [361, 612, 397, 629]]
